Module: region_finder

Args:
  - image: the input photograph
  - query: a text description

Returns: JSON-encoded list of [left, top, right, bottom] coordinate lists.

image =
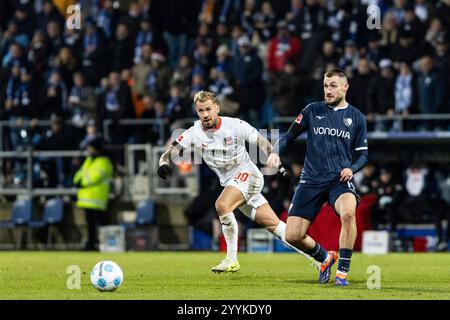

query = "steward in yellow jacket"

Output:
[[73, 137, 113, 250]]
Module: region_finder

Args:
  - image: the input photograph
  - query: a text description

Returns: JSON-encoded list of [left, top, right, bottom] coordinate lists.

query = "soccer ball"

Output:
[[90, 261, 124, 292]]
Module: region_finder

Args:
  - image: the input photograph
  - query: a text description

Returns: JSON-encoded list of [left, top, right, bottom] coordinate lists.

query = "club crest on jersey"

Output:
[[224, 136, 233, 146], [295, 114, 303, 124], [343, 118, 353, 127]]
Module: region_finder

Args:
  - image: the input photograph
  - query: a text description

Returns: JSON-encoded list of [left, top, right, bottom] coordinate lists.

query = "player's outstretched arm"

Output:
[[158, 145, 175, 180]]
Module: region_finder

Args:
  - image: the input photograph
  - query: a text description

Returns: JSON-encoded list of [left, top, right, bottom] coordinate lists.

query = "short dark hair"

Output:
[[324, 68, 348, 80]]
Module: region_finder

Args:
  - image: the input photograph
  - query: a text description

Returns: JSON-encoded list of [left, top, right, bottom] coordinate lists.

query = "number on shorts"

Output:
[[235, 173, 249, 182], [347, 181, 356, 192]]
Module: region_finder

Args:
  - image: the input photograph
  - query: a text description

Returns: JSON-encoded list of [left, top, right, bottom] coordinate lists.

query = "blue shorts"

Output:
[[288, 179, 359, 222]]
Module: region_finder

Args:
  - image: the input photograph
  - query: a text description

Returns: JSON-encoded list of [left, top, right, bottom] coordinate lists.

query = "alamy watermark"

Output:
[[366, 5, 381, 30], [366, 265, 381, 289], [66, 5, 81, 30], [66, 265, 81, 289]]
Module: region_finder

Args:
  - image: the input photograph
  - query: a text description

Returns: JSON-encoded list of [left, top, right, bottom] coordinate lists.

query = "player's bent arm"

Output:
[[158, 142, 184, 180], [159, 144, 175, 167], [349, 150, 369, 174], [272, 121, 306, 156], [256, 134, 273, 157]]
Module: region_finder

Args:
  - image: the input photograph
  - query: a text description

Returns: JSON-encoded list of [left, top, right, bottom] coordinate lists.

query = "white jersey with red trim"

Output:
[[176, 116, 260, 186]]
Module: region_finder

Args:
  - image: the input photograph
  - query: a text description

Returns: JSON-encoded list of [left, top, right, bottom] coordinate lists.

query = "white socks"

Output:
[[219, 213, 238, 262], [272, 221, 310, 256], [273, 221, 286, 240]]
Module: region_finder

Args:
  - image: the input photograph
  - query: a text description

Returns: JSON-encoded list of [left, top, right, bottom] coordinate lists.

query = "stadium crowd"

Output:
[[0, 0, 450, 249]]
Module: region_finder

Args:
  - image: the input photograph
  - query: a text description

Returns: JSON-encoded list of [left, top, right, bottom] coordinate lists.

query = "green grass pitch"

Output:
[[0, 251, 449, 300]]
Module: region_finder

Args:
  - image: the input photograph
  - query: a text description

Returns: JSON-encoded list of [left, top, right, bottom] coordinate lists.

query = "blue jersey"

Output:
[[277, 101, 368, 184]]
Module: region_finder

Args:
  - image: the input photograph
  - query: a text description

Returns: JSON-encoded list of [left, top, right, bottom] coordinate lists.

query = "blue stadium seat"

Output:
[[122, 199, 156, 229], [0, 198, 33, 249], [28, 198, 64, 249]]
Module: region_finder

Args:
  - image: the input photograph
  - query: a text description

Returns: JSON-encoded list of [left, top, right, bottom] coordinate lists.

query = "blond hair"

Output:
[[193, 90, 219, 106]]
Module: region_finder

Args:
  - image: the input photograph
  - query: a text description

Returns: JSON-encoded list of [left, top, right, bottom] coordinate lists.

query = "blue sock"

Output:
[[337, 248, 353, 274], [305, 243, 328, 263]]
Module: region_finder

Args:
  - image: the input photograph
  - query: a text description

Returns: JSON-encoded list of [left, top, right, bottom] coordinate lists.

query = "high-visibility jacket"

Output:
[[73, 156, 113, 211]]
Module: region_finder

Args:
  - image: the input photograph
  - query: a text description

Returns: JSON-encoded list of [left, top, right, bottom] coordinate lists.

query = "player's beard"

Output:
[[327, 95, 343, 107]]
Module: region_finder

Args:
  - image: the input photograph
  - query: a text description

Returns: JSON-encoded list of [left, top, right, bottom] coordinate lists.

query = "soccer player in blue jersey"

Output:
[[267, 69, 368, 286]]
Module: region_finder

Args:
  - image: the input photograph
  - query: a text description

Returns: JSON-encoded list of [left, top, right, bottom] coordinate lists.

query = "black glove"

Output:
[[278, 166, 292, 181], [157, 164, 172, 180]]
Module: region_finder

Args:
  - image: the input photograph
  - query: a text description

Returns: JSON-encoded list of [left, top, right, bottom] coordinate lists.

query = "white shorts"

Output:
[[225, 163, 268, 221]]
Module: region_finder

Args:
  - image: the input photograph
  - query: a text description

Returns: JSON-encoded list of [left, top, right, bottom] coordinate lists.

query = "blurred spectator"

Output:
[[193, 39, 215, 78], [215, 44, 232, 79], [416, 55, 445, 129], [214, 22, 231, 49], [271, 59, 302, 117], [338, 40, 359, 77], [34, 115, 78, 187], [397, 162, 443, 225], [97, 71, 135, 144], [4, 63, 31, 150], [63, 26, 83, 58], [110, 22, 135, 72], [232, 35, 264, 123], [389, 0, 408, 25], [348, 57, 375, 127], [44, 69, 68, 119], [208, 66, 238, 117], [125, 1, 145, 38], [153, 99, 171, 145], [368, 59, 396, 131], [46, 20, 64, 63], [68, 72, 96, 129], [392, 29, 423, 66], [366, 32, 387, 67], [354, 162, 378, 195], [253, 1, 277, 43], [82, 17, 107, 86], [13, 4, 35, 40], [79, 118, 100, 150], [166, 85, 187, 125], [144, 52, 172, 99], [159, 0, 199, 68], [267, 20, 301, 74], [27, 31, 49, 80], [2, 42, 26, 74], [170, 54, 192, 99], [393, 62, 414, 131], [134, 16, 155, 64], [96, 0, 120, 40], [432, 37, 450, 113], [131, 43, 153, 98], [132, 94, 159, 144], [425, 17, 446, 47], [240, 0, 257, 36], [229, 24, 246, 57], [36, 0, 65, 32], [371, 166, 404, 232], [402, 5, 426, 42], [55, 46, 78, 89], [380, 11, 399, 57], [0, 20, 29, 61]]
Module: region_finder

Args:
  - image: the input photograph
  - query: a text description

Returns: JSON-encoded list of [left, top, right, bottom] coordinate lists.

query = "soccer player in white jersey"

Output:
[[158, 90, 318, 273]]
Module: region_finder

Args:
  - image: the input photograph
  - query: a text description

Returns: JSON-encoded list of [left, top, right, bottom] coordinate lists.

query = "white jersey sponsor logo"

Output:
[[313, 127, 351, 140]]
